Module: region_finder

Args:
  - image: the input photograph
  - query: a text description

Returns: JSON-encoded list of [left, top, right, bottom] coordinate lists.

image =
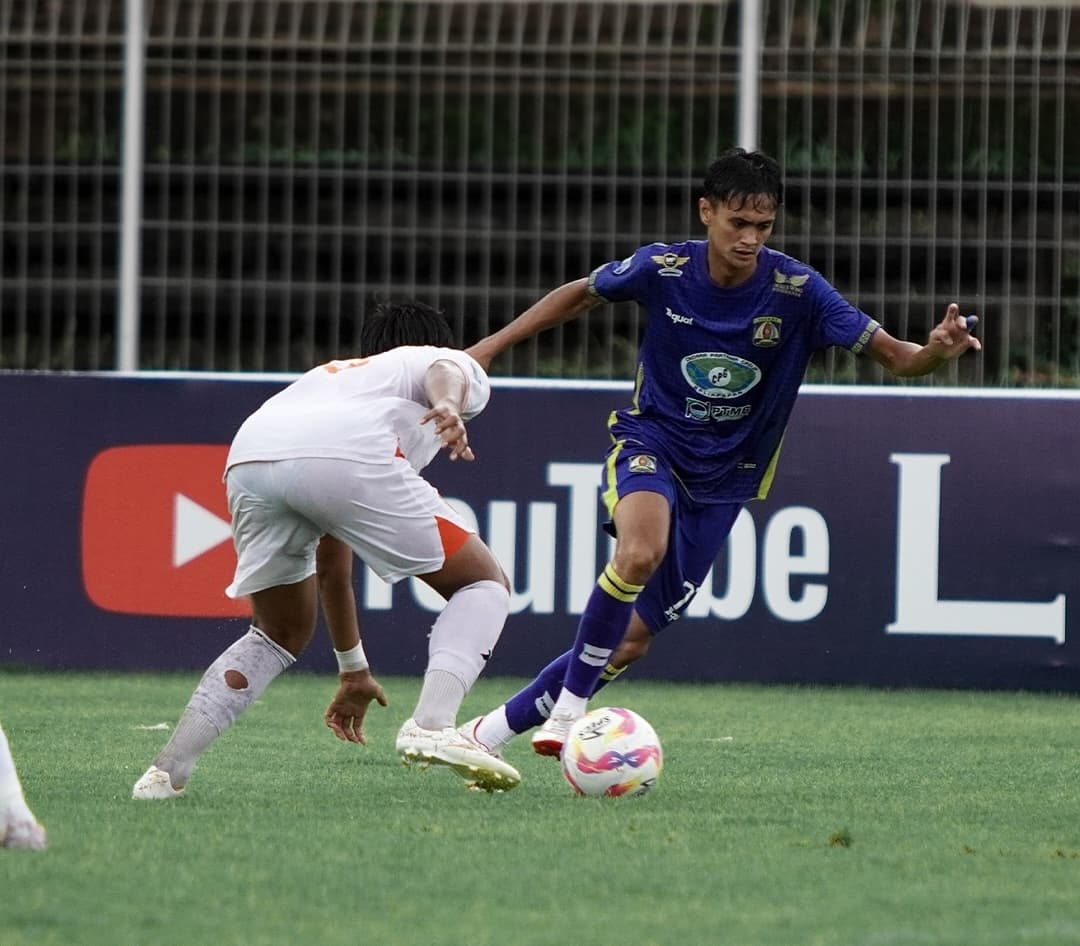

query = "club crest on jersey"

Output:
[[681, 352, 761, 399], [650, 252, 691, 277], [752, 316, 782, 347], [628, 454, 657, 474], [772, 270, 810, 297]]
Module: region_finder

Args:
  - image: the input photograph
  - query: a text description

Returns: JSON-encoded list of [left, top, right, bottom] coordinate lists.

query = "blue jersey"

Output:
[[589, 240, 879, 503]]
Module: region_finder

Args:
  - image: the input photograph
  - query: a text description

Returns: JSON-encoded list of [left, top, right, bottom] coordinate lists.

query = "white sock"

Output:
[[473, 706, 515, 753], [413, 670, 466, 731], [551, 690, 589, 719], [154, 627, 295, 787], [412, 579, 509, 729], [0, 723, 27, 810]]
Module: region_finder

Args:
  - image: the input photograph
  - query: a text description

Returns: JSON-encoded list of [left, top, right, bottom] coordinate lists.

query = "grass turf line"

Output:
[[1, 670, 1079, 946]]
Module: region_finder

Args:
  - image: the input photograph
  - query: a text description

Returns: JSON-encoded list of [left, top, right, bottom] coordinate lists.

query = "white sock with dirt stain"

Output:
[[153, 627, 295, 788]]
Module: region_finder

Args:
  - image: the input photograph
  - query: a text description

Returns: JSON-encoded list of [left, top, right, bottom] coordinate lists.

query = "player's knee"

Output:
[[251, 621, 312, 658], [612, 541, 665, 584]]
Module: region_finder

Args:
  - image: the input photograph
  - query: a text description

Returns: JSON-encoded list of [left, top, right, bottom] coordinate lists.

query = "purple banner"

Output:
[[1, 373, 1077, 691]]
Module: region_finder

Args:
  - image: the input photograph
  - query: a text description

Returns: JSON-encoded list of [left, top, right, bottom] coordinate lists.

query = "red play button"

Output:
[[81, 445, 249, 617]]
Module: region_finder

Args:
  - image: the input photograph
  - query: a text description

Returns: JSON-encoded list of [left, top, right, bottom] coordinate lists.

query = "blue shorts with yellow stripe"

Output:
[[601, 440, 741, 635]]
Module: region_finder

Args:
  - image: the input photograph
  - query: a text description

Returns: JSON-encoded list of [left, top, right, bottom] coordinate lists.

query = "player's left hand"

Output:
[[324, 670, 388, 744], [421, 403, 475, 461], [928, 302, 982, 358]]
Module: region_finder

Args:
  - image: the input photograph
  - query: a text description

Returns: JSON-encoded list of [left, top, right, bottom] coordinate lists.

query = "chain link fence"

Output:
[[2, 0, 1078, 383]]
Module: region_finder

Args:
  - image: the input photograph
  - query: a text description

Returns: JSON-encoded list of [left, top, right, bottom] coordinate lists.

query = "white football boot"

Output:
[[132, 765, 185, 800], [396, 718, 520, 793], [530, 709, 580, 758]]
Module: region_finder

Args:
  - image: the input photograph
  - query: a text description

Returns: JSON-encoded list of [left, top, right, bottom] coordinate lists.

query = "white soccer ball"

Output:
[[560, 706, 663, 797]]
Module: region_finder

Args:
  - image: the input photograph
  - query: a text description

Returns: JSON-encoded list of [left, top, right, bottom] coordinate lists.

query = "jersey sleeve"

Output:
[[808, 275, 880, 353], [428, 348, 491, 420], [588, 243, 666, 304]]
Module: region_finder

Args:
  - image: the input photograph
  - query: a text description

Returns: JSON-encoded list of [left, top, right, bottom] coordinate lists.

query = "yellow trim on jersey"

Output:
[[629, 362, 644, 414], [754, 432, 786, 500], [598, 563, 644, 602]]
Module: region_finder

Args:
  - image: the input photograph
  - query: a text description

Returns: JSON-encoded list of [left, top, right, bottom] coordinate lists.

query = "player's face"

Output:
[[699, 195, 777, 285]]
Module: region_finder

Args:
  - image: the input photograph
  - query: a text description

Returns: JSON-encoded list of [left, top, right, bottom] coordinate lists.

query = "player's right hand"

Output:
[[324, 670, 388, 744]]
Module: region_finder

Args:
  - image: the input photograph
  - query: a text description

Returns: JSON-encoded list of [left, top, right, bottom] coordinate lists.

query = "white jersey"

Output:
[[226, 346, 490, 473]]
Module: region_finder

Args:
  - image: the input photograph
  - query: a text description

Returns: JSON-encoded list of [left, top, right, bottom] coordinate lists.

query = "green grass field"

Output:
[[2, 669, 1079, 946]]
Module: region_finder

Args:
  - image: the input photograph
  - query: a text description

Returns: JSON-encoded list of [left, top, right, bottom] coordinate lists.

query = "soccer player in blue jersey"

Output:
[[461, 147, 982, 758]]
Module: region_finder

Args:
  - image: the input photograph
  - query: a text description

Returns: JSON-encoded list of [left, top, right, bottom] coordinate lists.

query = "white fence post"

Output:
[[117, 0, 146, 371], [738, 0, 763, 151]]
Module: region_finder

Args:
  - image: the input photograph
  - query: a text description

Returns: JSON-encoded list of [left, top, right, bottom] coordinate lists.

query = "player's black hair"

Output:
[[359, 300, 456, 355], [702, 147, 784, 210]]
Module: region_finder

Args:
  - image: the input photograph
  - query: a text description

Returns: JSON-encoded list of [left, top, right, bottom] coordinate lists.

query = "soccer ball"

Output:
[[560, 707, 663, 798]]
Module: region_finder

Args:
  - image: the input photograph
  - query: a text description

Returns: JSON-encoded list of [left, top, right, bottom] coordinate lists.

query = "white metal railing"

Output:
[[1, 0, 1077, 384]]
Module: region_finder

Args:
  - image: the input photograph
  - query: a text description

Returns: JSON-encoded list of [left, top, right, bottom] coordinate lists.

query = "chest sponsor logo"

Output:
[[680, 352, 761, 400], [666, 307, 693, 325], [650, 252, 691, 277], [772, 270, 810, 297], [753, 316, 782, 347]]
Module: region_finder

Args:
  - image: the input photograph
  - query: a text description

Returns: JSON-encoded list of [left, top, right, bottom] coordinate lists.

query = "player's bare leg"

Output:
[[531, 491, 666, 756]]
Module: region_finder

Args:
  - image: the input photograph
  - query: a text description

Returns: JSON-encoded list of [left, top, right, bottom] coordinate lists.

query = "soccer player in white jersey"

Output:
[[133, 301, 521, 797], [461, 147, 982, 759], [1, 721, 47, 849]]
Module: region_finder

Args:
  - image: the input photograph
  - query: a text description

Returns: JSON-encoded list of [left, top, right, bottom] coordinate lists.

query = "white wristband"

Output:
[[334, 641, 369, 673]]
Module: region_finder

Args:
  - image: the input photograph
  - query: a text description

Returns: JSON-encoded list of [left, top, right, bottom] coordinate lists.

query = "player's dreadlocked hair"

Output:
[[359, 300, 456, 356], [702, 148, 784, 211]]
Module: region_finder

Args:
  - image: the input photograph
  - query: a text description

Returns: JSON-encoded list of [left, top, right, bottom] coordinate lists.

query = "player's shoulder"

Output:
[[609, 239, 704, 280], [642, 239, 700, 270], [760, 247, 832, 295]]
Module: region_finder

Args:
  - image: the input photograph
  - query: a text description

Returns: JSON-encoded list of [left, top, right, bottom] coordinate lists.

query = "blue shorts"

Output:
[[601, 440, 741, 635]]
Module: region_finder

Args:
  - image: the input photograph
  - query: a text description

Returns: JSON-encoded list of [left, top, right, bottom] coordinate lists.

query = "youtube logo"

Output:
[[82, 445, 249, 617]]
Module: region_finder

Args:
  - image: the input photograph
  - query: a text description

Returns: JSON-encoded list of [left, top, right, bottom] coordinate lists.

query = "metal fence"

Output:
[[2, 0, 1078, 383]]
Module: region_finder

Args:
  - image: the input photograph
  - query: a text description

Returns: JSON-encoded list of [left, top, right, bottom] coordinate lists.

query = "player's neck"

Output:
[[707, 246, 759, 288]]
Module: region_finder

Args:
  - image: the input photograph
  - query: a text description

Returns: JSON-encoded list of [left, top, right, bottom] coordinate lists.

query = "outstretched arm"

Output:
[[316, 536, 388, 745], [466, 277, 602, 371], [868, 302, 982, 377]]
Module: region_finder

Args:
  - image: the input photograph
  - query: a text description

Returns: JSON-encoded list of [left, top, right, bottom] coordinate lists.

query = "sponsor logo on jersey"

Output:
[[628, 454, 657, 474], [81, 444, 248, 617], [684, 398, 754, 422], [772, 269, 810, 297], [666, 306, 693, 325], [753, 315, 782, 347], [650, 252, 691, 277], [680, 351, 761, 399]]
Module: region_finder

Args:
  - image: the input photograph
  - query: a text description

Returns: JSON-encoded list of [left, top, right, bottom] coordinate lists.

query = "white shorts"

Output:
[[224, 457, 475, 598]]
